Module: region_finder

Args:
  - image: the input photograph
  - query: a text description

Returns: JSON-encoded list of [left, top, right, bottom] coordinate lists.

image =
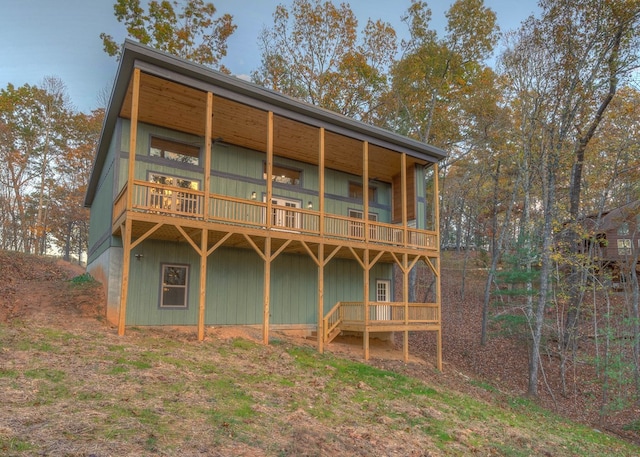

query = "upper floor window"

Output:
[[264, 164, 301, 186], [150, 136, 200, 166], [618, 239, 632, 256], [349, 182, 377, 203], [617, 222, 630, 236]]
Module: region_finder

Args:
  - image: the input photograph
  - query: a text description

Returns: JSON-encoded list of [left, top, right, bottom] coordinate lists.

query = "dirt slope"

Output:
[[1, 250, 638, 450]]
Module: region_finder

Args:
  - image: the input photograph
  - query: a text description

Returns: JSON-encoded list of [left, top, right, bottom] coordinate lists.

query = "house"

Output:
[[84, 40, 447, 368], [581, 200, 640, 284]]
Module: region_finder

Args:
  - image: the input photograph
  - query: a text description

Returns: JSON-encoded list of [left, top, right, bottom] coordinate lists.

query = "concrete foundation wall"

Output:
[[87, 246, 123, 325]]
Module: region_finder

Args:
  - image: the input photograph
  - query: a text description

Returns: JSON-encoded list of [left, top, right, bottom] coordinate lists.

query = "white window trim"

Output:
[[159, 263, 190, 309]]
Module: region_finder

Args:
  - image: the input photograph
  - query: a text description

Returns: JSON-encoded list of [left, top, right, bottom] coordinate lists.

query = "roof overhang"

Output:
[[85, 40, 447, 206]]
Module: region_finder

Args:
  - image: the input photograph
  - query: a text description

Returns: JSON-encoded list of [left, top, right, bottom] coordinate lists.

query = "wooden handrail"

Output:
[[322, 301, 440, 343], [118, 181, 438, 250], [323, 301, 343, 342]]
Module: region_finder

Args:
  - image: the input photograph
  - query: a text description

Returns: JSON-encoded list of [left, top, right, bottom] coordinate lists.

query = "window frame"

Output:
[[149, 136, 201, 166], [348, 181, 377, 203], [159, 263, 190, 309], [263, 162, 302, 187], [617, 239, 632, 256], [617, 222, 630, 236]]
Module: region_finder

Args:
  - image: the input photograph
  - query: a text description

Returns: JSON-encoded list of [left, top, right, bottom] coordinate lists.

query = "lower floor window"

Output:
[[160, 264, 189, 308]]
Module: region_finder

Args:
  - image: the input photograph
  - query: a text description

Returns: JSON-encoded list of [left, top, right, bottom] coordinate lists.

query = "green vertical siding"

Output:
[[124, 239, 394, 326], [87, 127, 119, 263], [271, 254, 318, 325], [126, 240, 201, 325], [206, 247, 263, 325]]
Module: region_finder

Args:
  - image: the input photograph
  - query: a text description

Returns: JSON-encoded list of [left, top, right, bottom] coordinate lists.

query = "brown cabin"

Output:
[[582, 200, 640, 283]]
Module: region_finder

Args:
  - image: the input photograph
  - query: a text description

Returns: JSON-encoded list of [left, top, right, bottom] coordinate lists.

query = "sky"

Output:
[[1, 0, 539, 113]]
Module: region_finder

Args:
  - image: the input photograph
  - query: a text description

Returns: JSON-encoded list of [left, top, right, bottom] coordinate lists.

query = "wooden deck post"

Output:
[[434, 163, 443, 371], [362, 141, 370, 360], [318, 127, 326, 353], [403, 253, 409, 362], [117, 68, 140, 337], [319, 127, 325, 236], [263, 111, 274, 345], [204, 91, 213, 219], [263, 236, 271, 345], [117, 219, 132, 336], [317, 243, 324, 353], [363, 249, 370, 360], [197, 229, 208, 341], [125, 68, 140, 211]]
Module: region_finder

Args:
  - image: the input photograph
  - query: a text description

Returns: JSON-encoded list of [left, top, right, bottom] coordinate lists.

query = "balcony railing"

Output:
[[114, 181, 438, 250], [323, 301, 440, 343]]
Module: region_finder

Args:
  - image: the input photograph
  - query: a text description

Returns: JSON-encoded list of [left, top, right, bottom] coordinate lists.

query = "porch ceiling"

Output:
[[120, 72, 427, 184]]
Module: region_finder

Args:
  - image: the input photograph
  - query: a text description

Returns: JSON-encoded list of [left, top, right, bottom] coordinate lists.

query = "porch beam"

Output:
[[319, 127, 325, 237], [263, 236, 272, 345], [403, 253, 409, 362], [317, 243, 325, 353], [117, 218, 133, 336], [270, 239, 292, 261], [129, 222, 162, 250], [363, 249, 370, 360], [266, 111, 273, 230], [368, 250, 385, 268], [300, 241, 320, 267], [125, 68, 140, 211], [176, 225, 202, 255], [322, 245, 342, 267], [204, 92, 212, 211], [347, 246, 365, 270], [401, 153, 407, 247], [363, 141, 369, 243], [243, 234, 267, 262], [198, 229, 208, 341], [207, 232, 233, 256]]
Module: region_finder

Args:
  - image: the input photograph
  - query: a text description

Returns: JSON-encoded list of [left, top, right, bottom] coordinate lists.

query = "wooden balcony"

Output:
[[113, 180, 439, 251], [323, 301, 440, 344]]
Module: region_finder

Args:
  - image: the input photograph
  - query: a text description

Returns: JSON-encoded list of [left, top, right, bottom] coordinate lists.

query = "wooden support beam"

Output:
[[204, 92, 213, 217], [319, 127, 325, 237], [263, 110, 274, 346], [117, 218, 133, 336], [433, 163, 443, 371], [300, 241, 320, 267], [363, 249, 370, 361], [243, 234, 267, 262], [263, 236, 271, 345], [369, 250, 385, 268], [363, 141, 369, 243], [347, 246, 365, 270], [403, 253, 409, 363], [176, 225, 202, 255], [270, 239, 292, 261], [207, 232, 233, 256], [126, 68, 140, 211], [198, 229, 208, 341], [266, 111, 273, 229], [401, 153, 407, 246], [129, 222, 162, 250], [118, 68, 140, 337], [317, 244, 324, 354], [322, 245, 342, 266]]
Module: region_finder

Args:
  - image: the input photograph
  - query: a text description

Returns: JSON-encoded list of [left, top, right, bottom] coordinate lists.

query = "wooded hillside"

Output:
[[1, 0, 639, 434]]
